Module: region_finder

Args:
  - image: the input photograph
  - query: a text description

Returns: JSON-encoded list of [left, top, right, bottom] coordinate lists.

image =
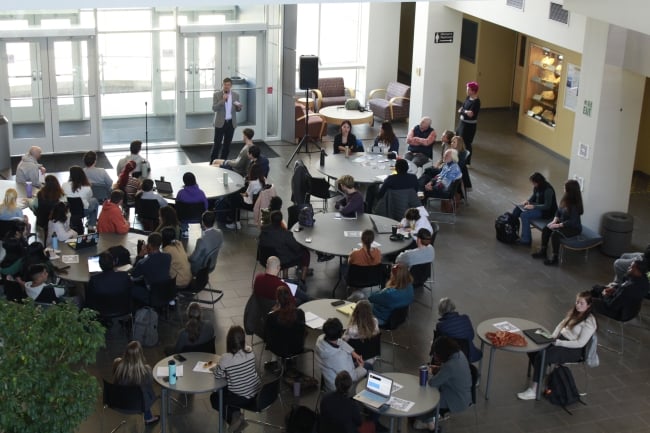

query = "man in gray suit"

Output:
[[210, 77, 242, 163], [189, 211, 224, 274]]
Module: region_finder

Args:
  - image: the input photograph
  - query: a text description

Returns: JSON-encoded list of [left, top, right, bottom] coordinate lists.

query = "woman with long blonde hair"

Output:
[[0, 188, 30, 235], [112, 341, 159, 425], [368, 263, 414, 325], [343, 300, 379, 341]]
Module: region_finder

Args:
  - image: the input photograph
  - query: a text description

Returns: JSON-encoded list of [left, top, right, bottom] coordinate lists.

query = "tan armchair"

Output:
[[312, 77, 356, 111], [368, 81, 411, 121], [295, 103, 325, 142]]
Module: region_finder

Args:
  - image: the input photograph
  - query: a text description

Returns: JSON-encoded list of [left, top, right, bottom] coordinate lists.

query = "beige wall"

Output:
[[456, 16, 517, 108], [634, 78, 650, 174], [517, 37, 581, 159]]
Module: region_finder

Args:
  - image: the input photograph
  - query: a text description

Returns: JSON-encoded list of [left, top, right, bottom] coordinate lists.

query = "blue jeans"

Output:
[[513, 207, 542, 243]]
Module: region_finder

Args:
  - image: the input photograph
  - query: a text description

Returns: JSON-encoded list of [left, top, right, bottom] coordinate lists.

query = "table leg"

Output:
[[161, 388, 168, 433], [477, 341, 485, 389], [536, 349, 546, 400], [484, 346, 495, 400], [218, 388, 224, 433], [330, 256, 344, 298], [434, 405, 440, 433], [389, 416, 395, 433]]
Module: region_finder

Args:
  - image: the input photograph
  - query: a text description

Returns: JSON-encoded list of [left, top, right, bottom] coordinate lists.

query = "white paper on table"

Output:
[[61, 255, 79, 264], [391, 382, 403, 393], [357, 241, 381, 248], [344, 231, 362, 238], [492, 321, 521, 333], [387, 396, 414, 412], [193, 360, 217, 373], [304, 311, 326, 329], [375, 175, 389, 181], [354, 157, 367, 163], [156, 365, 185, 377]]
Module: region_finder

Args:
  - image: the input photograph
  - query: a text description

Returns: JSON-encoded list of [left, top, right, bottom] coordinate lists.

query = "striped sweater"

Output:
[[213, 349, 260, 398]]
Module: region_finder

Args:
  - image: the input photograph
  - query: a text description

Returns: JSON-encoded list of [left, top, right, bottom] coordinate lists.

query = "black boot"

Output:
[[544, 255, 559, 266], [531, 248, 547, 259]]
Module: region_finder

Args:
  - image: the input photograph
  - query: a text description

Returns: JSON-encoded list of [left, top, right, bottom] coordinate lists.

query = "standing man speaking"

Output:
[[210, 77, 242, 164]]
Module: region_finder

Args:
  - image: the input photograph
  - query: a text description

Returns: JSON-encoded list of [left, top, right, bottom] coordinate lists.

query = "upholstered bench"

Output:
[[530, 219, 603, 263]]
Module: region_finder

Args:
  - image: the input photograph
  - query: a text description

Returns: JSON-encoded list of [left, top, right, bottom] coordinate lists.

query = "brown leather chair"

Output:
[[312, 77, 355, 110], [295, 103, 325, 142], [368, 81, 411, 121]]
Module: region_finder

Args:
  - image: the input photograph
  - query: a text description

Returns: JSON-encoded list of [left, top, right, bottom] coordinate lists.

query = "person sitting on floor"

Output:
[[376, 159, 419, 200], [335, 175, 364, 218], [368, 263, 414, 326], [434, 298, 482, 363], [97, 190, 130, 235], [165, 302, 215, 355], [405, 116, 437, 167], [590, 259, 649, 321], [315, 317, 368, 393], [319, 370, 363, 433]]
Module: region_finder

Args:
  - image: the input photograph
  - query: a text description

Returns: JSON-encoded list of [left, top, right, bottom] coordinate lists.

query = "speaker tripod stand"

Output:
[[286, 89, 322, 168]]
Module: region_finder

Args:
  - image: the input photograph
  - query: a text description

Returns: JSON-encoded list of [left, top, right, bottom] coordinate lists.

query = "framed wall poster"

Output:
[[564, 63, 580, 111]]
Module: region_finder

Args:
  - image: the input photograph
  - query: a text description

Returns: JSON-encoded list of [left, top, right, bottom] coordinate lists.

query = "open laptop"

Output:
[[509, 200, 527, 212], [353, 372, 393, 408], [155, 179, 174, 197], [523, 328, 555, 345], [87, 255, 102, 273], [71, 233, 99, 250], [369, 215, 392, 234]]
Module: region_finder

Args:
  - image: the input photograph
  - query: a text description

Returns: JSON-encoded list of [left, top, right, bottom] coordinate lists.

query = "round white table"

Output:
[[319, 105, 374, 127], [153, 352, 227, 433], [155, 163, 245, 200], [298, 298, 355, 329], [317, 153, 394, 184], [355, 372, 440, 433], [476, 317, 552, 400]]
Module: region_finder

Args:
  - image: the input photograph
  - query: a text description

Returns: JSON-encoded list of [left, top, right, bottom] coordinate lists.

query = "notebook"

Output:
[[155, 179, 174, 197], [336, 302, 356, 316], [523, 328, 555, 345], [354, 373, 393, 408], [369, 216, 392, 234], [71, 233, 99, 250]]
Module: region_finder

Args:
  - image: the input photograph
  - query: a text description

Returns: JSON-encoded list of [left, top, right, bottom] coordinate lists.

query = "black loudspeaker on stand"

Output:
[[287, 55, 321, 167]]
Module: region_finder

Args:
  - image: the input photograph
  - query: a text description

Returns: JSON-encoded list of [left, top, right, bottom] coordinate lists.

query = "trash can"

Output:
[[601, 212, 634, 257], [230, 76, 248, 124], [0, 115, 11, 179]]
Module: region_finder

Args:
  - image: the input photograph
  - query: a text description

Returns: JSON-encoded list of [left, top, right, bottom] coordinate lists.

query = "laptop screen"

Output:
[[366, 373, 392, 398], [155, 180, 173, 194]]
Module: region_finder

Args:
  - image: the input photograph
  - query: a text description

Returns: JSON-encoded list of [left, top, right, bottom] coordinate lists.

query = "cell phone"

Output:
[[305, 237, 312, 243], [379, 403, 390, 412], [173, 354, 187, 362], [331, 300, 345, 307]]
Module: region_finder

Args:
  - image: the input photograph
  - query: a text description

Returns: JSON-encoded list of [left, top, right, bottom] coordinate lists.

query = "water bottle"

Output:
[[223, 171, 229, 185], [320, 149, 325, 167], [51, 233, 58, 250], [168, 360, 176, 385], [25, 181, 33, 198]]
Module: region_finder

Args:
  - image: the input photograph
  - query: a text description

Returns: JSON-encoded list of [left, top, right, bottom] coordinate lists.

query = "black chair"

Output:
[[36, 200, 56, 242], [263, 313, 315, 378], [34, 285, 60, 304], [347, 332, 382, 364], [91, 184, 111, 203], [175, 201, 205, 226], [410, 261, 434, 307], [287, 204, 300, 230], [426, 178, 463, 224], [229, 374, 284, 430], [135, 198, 160, 232], [86, 279, 133, 338], [308, 176, 338, 211], [148, 278, 180, 323], [67, 197, 85, 234], [179, 251, 223, 306], [0, 219, 17, 239], [3, 280, 27, 302], [102, 379, 146, 433], [180, 338, 216, 354], [379, 305, 410, 366], [598, 301, 643, 355], [343, 264, 385, 298]]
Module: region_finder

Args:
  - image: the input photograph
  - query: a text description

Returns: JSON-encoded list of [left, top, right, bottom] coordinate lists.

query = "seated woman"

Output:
[[63, 166, 99, 231], [175, 172, 208, 236], [155, 206, 182, 240], [517, 291, 597, 400], [161, 227, 192, 289], [47, 202, 78, 246], [166, 302, 215, 355], [349, 229, 382, 266], [210, 326, 261, 432], [0, 188, 31, 235], [113, 160, 140, 209], [29, 174, 65, 237], [422, 149, 462, 199], [227, 162, 265, 230], [371, 121, 399, 157], [113, 341, 159, 425], [333, 120, 358, 155], [414, 336, 472, 431], [398, 207, 432, 237], [343, 299, 379, 341], [434, 298, 482, 363], [512, 172, 557, 246], [368, 263, 414, 326], [264, 285, 307, 360], [213, 128, 255, 177], [532, 179, 583, 266], [335, 175, 364, 217], [319, 371, 363, 433]]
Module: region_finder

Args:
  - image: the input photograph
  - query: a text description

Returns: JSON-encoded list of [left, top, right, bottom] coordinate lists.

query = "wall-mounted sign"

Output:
[[434, 32, 454, 44]]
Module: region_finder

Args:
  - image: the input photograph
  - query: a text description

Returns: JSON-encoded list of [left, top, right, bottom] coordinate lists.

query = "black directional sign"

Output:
[[434, 32, 454, 44]]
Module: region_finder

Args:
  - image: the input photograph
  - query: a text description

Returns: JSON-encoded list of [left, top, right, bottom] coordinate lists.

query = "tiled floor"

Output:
[[82, 109, 650, 433]]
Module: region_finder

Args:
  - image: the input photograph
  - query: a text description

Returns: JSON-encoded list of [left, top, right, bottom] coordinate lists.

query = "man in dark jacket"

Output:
[[591, 260, 649, 321], [259, 211, 310, 281]]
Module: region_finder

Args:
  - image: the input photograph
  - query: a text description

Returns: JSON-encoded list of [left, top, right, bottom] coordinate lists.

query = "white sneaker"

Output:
[[413, 419, 436, 431], [517, 387, 536, 400], [225, 223, 237, 230]]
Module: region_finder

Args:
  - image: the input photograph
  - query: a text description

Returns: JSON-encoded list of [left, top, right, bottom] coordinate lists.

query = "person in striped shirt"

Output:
[[210, 325, 261, 433]]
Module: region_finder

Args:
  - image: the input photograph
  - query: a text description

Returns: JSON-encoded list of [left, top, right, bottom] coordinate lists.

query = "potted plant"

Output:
[[0, 299, 105, 433]]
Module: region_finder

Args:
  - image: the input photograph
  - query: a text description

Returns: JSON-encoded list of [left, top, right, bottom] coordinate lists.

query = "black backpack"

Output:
[[285, 405, 317, 433], [495, 212, 520, 243], [544, 365, 585, 413], [298, 203, 315, 228]]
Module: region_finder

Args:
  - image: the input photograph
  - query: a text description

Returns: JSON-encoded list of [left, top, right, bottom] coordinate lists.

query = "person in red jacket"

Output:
[[97, 190, 130, 234]]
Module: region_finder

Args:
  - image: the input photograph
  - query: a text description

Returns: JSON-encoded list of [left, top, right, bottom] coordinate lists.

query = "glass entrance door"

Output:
[[0, 36, 98, 155], [177, 28, 265, 146]]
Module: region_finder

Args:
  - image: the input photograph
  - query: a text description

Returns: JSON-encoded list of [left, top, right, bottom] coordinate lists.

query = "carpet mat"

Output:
[[182, 140, 279, 163], [11, 152, 113, 174]]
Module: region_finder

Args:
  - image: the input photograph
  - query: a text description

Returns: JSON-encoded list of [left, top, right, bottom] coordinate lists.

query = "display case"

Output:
[[525, 44, 563, 127]]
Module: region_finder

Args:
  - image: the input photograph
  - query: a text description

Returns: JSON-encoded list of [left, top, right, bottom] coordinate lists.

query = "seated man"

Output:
[[16, 146, 46, 187], [259, 211, 311, 282], [405, 116, 437, 167], [612, 244, 650, 284], [212, 128, 254, 177], [253, 256, 309, 304], [335, 175, 364, 217], [83, 150, 114, 196], [97, 190, 130, 235], [421, 149, 462, 199], [395, 228, 435, 267], [24, 263, 66, 302], [315, 318, 367, 393], [591, 260, 649, 321], [116, 139, 148, 177], [188, 211, 223, 274], [319, 371, 363, 433], [136, 179, 169, 208], [85, 251, 132, 310], [247, 144, 270, 178], [130, 232, 172, 305], [376, 159, 419, 200]]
